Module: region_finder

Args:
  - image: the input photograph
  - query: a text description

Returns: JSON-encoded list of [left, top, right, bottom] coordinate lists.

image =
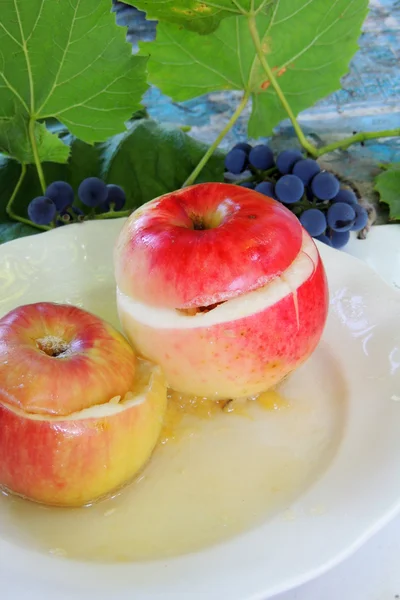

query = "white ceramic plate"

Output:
[[0, 220, 399, 600]]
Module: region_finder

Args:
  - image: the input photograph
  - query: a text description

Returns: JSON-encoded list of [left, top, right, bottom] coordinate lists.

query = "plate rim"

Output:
[[0, 219, 399, 600]]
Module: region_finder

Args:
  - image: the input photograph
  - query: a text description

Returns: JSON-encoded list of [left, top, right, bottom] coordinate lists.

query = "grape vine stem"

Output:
[[247, 15, 318, 158], [6, 163, 50, 231], [315, 128, 400, 156], [182, 90, 251, 188], [94, 209, 132, 220], [28, 117, 47, 194]]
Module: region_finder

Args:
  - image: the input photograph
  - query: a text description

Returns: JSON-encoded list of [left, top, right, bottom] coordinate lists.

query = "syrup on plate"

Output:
[[0, 346, 345, 562]]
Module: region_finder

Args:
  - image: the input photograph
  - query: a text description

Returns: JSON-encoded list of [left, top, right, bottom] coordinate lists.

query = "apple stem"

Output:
[[182, 90, 251, 188], [6, 163, 51, 232]]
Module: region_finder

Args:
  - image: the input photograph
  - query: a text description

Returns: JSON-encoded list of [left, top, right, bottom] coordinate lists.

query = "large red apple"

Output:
[[0, 302, 167, 507], [114, 183, 329, 399]]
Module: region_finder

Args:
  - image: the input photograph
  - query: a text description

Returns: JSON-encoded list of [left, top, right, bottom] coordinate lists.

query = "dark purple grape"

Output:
[[311, 172, 340, 200], [327, 202, 356, 232], [99, 185, 126, 212], [254, 181, 276, 198], [276, 149, 303, 175], [315, 234, 333, 247], [292, 159, 320, 185], [332, 188, 357, 205], [299, 209, 327, 237], [248, 145, 274, 170], [78, 177, 108, 207], [45, 181, 74, 212], [275, 174, 304, 204], [239, 182, 255, 189], [27, 197, 57, 225], [350, 204, 368, 231], [328, 229, 350, 249], [224, 148, 247, 174], [233, 142, 252, 155]]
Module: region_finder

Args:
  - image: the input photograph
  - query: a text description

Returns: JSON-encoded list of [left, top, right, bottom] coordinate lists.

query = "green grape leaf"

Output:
[[0, 0, 148, 163], [100, 119, 225, 209], [0, 115, 69, 164], [374, 164, 400, 221], [0, 221, 38, 244], [140, 0, 368, 137], [126, 0, 272, 33], [0, 119, 224, 242]]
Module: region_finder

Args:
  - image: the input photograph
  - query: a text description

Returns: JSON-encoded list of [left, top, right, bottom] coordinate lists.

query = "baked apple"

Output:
[[114, 183, 329, 399], [0, 302, 167, 507]]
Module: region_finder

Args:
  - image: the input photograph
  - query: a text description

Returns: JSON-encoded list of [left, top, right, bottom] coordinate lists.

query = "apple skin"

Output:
[[114, 183, 329, 398], [114, 182, 303, 309], [0, 303, 167, 506], [117, 238, 327, 398], [0, 302, 137, 416], [0, 366, 167, 507]]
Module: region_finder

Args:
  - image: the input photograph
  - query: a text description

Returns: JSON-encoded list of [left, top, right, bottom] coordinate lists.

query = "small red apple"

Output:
[[114, 182, 329, 398], [0, 302, 167, 507]]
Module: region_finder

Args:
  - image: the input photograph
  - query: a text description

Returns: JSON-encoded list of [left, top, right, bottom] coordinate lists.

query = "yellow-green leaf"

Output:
[[126, 0, 273, 33]]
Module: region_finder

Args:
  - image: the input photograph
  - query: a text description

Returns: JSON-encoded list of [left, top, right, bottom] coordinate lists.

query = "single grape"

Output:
[[100, 184, 126, 212], [332, 188, 357, 205], [254, 181, 276, 199], [239, 182, 255, 189], [328, 229, 350, 249], [311, 172, 340, 200], [248, 145, 274, 170], [233, 142, 252, 155], [299, 208, 327, 237], [27, 197, 57, 225], [78, 177, 108, 207], [276, 149, 303, 175], [224, 148, 247, 174], [45, 181, 74, 212], [292, 159, 321, 185], [350, 204, 368, 231], [315, 234, 333, 247], [275, 174, 304, 204], [327, 202, 356, 232]]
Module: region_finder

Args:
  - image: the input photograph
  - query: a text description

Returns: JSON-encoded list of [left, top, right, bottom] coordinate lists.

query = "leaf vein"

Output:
[[0, 21, 23, 49], [25, 0, 46, 43], [163, 28, 240, 89], [36, 0, 82, 115], [278, 0, 360, 72], [57, 37, 116, 87]]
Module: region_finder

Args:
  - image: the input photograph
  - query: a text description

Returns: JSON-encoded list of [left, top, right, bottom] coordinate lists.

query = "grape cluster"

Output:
[[224, 144, 368, 249], [27, 178, 126, 227]]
